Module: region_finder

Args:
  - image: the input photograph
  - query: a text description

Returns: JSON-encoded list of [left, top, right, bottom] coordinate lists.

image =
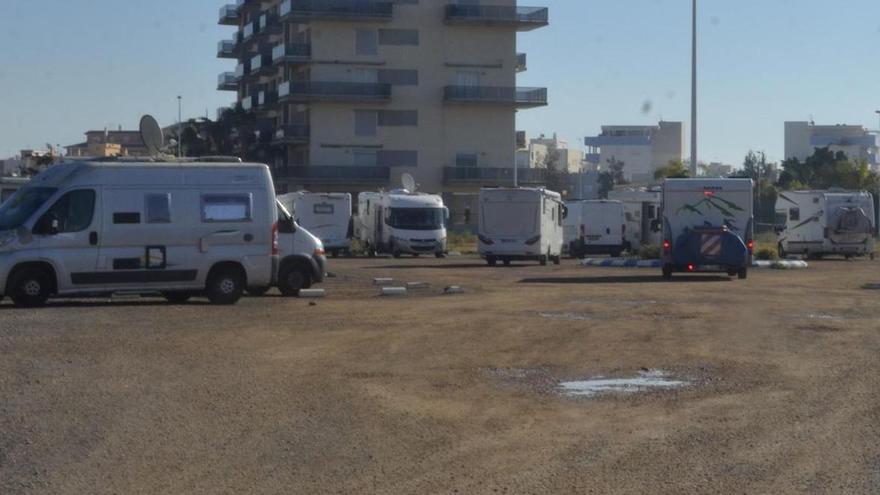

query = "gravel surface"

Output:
[[1, 256, 879, 494]]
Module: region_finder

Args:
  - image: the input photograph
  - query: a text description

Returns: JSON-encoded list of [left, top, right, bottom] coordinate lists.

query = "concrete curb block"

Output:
[[373, 278, 394, 286], [406, 282, 429, 289], [580, 259, 810, 269], [299, 289, 325, 298], [753, 260, 809, 269], [381, 287, 407, 297], [444, 286, 465, 295]]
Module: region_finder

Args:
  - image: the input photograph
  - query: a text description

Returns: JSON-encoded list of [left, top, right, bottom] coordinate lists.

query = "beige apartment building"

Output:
[[217, 0, 548, 198]]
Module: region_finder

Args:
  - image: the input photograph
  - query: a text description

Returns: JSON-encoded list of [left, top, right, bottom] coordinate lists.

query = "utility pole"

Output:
[[177, 96, 183, 158], [690, 0, 698, 176]]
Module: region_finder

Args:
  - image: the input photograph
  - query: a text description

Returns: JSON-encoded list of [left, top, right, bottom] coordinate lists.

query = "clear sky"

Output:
[[2, 0, 879, 167]]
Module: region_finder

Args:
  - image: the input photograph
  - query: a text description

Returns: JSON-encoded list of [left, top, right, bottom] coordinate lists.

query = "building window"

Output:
[[378, 29, 419, 46], [378, 69, 418, 86], [378, 150, 418, 167], [145, 193, 172, 224], [355, 29, 378, 56], [354, 110, 378, 137], [353, 151, 378, 168], [201, 194, 252, 222], [378, 110, 418, 127], [456, 153, 478, 168]]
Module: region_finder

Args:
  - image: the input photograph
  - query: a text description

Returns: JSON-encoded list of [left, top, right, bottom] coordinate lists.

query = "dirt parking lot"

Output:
[[2, 255, 880, 494]]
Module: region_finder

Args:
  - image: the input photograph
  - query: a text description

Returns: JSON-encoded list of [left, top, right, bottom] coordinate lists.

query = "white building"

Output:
[[702, 162, 733, 177], [784, 122, 879, 169], [516, 133, 582, 172], [584, 121, 685, 183]]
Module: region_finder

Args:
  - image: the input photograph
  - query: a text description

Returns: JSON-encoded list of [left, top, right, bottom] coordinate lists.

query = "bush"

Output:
[[755, 247, 778, 261], [639, 244, 662, 260]]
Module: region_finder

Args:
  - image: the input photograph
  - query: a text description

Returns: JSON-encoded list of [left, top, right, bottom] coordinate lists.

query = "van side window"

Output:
[[145, 193, 172, 224], [113, 212, 141, 224], [789, 208, 800, 221], [40, 189, 96, 233], [202, 194, 252, 222], [314, 204, 334, 215]]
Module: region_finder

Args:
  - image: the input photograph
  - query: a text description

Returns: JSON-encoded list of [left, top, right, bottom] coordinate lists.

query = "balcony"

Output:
[[272, 43, 312, 65], [444, 5, 549, 31], [443, 86, 547, 108], [217, 72, 239, 91], [241, 95, 255, 112], [287, 166, 391, 183], [516, 53, 527, 72], [257, 89, 278, 108], [219, 4, 240, 25], [249, 52, 276, 76], [443, 167, 548, 185], [217, 39, 237, 58], [279, 0, 393, 23], [273, 125, 311, 145], [278, 80, 392, 103]]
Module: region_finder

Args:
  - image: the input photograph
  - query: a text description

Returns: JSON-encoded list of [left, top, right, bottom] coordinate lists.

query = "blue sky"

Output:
[[2, 0, 879, 167]]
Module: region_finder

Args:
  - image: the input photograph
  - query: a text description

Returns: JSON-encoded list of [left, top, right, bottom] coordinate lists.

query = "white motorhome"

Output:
[[479, 188, 565, 266], [564, 200, 627, 258], [661, 179, 754, 279], [608, 188, 663, 252], [775, 190, 875, 259], [278, 192, 352, 257], [357, 190, 448, 258], [0, 161, 280, 307]]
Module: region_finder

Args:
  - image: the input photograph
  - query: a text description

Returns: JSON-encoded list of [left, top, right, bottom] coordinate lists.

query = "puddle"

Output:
[[540, 312, 596, 321], [558, 369, 689, 397]]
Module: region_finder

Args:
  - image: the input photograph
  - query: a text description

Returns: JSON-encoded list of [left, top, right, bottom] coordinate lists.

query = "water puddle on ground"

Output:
[[558, 369, 689, 397]]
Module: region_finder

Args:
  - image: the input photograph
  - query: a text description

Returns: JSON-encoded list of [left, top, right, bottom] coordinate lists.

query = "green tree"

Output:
[[654, 159, 691, 181], [541, 149, 569, 194], [778, 147, 879, 191], [731, 150, 778, 226], [597, 171, 615, 199]]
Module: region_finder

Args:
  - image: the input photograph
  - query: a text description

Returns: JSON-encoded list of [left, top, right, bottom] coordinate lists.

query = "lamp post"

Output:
[[690, 0, 698, 176], [177, 96, 183, 158]]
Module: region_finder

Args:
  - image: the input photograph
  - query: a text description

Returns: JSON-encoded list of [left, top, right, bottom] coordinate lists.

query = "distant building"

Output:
[[584, 121, 685, 183], [784, 122, 879, 170], [702, 162, 733, 177], [65, 129, 150, 157], [516, 133, 583, 173]]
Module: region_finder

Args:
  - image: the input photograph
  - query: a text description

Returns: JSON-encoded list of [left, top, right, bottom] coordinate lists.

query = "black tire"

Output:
[[278, 265, 312, 297], [503, 259, 511, 267], [367, 245, 376, 258], [205, 267, 245, 305], [246, 287, 269, 297], [552, 255, 561, 265], [738, 267, 748, 280], [662, 264, 673, 280], [539, 255, 548, 266], [487, 256, 497, 267], [164, 292, 192, 304], [435, 252, 446, 259], [9, 268, 52, 308], [778, 243, 786, 259]]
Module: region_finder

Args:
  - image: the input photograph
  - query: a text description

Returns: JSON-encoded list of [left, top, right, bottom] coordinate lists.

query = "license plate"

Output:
[[697, 264, 723, 271]]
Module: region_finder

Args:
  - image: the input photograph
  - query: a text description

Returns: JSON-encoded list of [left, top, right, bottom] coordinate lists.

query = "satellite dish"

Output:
[[139, 115, 164, 156], [401, 173, 417, 193]]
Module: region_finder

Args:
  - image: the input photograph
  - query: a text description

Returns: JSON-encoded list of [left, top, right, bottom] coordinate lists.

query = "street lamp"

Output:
[[690, 0, 698, 176], [874, 110, 880, 132], [177, 96, 183, 158]]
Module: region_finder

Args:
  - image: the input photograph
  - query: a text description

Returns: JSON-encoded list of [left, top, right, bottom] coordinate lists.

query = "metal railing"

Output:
[[273, 125, 311, 143], [272, 43, 312, 62], [288, 166, 390, 182], [219, 4, 240, 24], [444, 86, 547, 106], [445, 5, 549, 26], [516, 53, 527, 72], [443, 167, 548, 184], [217, 39, 237, 58], [217, 72, 239, 90], [278, 81, 392, 101], [280, 0, 393, 21]]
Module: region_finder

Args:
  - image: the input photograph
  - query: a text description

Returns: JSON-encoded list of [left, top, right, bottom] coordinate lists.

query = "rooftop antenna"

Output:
[[139, 114, 164, 157], [401, 173, 417, 193]]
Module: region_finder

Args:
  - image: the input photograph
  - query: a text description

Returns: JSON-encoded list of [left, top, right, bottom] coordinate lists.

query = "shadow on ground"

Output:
[[519, 275, 732, 285]]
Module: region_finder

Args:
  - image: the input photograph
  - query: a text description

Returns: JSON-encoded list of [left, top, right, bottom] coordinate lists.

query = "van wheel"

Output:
[[552, 255, 561, 265], [279, 265, 311, 297], [738, 267, 748, 280], [164, 292, 192, 304], [539, 255, 548, 266], [662, 264, 673, 280], [503, 259, 511, 267], [778, 243, 786, 259], [206, 267, 245, 305], [9, 268, 52, 308], [435, 252, 446, 259], [487, 256, 497, 267]]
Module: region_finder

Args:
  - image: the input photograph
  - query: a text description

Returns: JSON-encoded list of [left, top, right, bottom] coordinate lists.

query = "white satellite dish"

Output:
[[139, 115, 164, 157], [401, 173, 417, 193]]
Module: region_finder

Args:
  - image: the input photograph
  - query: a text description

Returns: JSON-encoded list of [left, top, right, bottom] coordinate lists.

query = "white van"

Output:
[[357, 190, 448, 258], [0, 161, 277, 307], [608, 188, 663, 252], [776, 190, 875, 259], [278, 192, 352, 257], [479, 187, 565, 266], [565, 200, 627, 258], [268, 201, 326, 296]]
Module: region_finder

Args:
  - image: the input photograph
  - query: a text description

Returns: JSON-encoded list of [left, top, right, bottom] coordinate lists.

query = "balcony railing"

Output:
[[443, 167, 548, 185], [287, 166, 391, 182], [273, 124, 311, 145], [217, 39, 237, 58], [444, 86, 547, 107], [280, 0, 393, 22], [242, 21, 255, 40], [516, 53, 527, 72], [241, 95, 255, 112], [219, 4, 240, 25], [445, 5, 549, 30], [278, 80, 392, 102], [217, 72, 239, 91], [272, 43, 312, 64], [257, 90, 278, 107]]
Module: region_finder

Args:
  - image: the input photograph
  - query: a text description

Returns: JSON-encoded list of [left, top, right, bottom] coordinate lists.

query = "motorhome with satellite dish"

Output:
[[775, 190, 875, 259], [608, 188, 663, 252], [661, 178, 754, 279], [0, 159, 280, 307], [564, 200, 627, 258], [357, 175, 448, 258], [278, 192, 352, 257], [479, 187, 565, 266]]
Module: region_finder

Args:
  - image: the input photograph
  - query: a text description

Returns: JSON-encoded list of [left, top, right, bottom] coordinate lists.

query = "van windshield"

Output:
[[0, 187, 57, 231], [387, 208, 444, 231]]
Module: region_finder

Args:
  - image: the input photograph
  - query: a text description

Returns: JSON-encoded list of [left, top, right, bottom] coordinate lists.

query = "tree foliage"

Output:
[[654, 159, 691, 181], [177, 105, 273, 163], [597, 156, 627, 198], [730, 150, 777, 226], [778, 147, 878, 191]]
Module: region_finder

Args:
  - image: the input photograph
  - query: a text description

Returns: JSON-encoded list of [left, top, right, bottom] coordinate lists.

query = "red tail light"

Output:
[[663, 240, 671, 251], [746, 239, 754, 253], [478, 235, 494, 245], [687, 264, 696, 272], [271, 222, 279, 255]]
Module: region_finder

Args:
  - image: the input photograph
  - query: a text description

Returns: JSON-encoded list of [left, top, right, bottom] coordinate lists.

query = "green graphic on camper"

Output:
[[677, 195, 745, 230]]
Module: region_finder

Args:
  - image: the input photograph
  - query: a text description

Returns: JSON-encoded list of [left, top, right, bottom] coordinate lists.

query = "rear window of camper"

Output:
[[201, 194, 252, 222], [146, 193, 171, 223], [314, 203, 334, 215]]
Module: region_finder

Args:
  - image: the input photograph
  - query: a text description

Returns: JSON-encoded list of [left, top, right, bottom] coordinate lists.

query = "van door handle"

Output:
[[89, 232, 98, 246]]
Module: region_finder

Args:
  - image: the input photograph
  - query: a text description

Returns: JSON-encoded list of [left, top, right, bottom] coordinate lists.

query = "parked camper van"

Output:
[[608, 188, 663, 252], [357, 190, 448, 258], [775, 190, 875, 259], [661, 178, 754, 279], [278, 192, 352, 257], [0, 161, 278, 307], [479, 188, 565, 266], [564, 200, 627, 258]]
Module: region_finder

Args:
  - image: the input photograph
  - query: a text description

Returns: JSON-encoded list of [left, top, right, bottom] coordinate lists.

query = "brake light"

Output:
[[746, 239, 754, 253], [687, 264, 696, 272], [663, 240, 671, 251], [478, 235, 494, 245], [525, 235, 541, 245], [271, 222, 279, 255]]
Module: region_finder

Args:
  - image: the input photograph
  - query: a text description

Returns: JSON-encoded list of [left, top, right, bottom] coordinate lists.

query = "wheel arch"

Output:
[[6, 261, 58, 295]]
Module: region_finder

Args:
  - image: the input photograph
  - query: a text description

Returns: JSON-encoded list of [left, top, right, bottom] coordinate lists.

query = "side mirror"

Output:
[[562, 206, 569, 220]]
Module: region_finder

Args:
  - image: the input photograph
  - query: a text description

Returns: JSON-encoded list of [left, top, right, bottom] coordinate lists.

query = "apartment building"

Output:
[[784, 121, 879, 169], [217, 0, 549, 198], [64, 129, 151, 157], [516, 133, 582, 172], [584, 121, 684, 183]]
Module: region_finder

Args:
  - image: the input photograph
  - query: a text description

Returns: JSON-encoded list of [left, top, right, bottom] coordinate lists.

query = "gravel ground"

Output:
[[1, 256, 879, 494]]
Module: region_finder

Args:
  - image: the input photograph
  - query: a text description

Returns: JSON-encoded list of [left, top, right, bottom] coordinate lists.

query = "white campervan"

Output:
[[278, 192, 352, 257], [608, 188, 663, 252], [357, 190, 448, 258], [479, 187, 565, 266], [776, 190, 875, 259], [564, 200, 627, 258], [0, 161, 278, 307]]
